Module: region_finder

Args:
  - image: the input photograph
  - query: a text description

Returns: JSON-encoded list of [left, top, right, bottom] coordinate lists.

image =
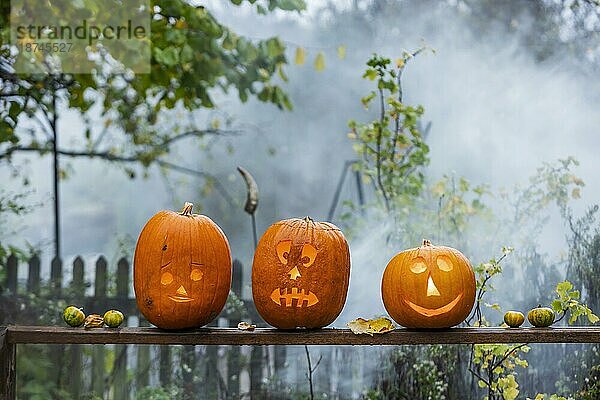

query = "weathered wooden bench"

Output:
[[2, 325, 600, 399]]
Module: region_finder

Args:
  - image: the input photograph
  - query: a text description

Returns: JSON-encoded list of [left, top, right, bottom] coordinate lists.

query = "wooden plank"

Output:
[[181, 345, 197, 399], [231, 259, 243, 296], [0, 327, 16, 400], [159, 346, 171, 386], [250, 346, 263, 398], [113, 345, 128, 399], [114, 258, 129, 398], [200, 319, 218, 398], [94, 256, 107, 298], [50, 256, 62, 295], [227, 315, 241, 398], [27, 255, 41, 295], [71, 256, 85, 295], [69, 256, 85, 400], [83, 298, 138, 315], [91, 345, 105, 398], [92, 256, 107, 398], [48, 257, 63, 397], [5, 254, 18, 294], [116, 258, 129, 298], [228, 259, 243, 398], [5, 326, 600, 345], [136, 318, 150, 391]]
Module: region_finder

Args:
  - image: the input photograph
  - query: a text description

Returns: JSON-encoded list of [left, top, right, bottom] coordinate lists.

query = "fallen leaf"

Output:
[[295, 47, 305, 65], [238, 321, 256, 331], [84, 314, 104, 329], [314, 52, 325, 71], [348, 317, 395, 336], [347, 318, 370, 335], [368, 317, 395, 334]]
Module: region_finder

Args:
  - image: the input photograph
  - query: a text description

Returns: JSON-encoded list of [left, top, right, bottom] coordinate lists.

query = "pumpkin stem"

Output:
[[422, 239, 432, 247], [180, 202, 194, 216], [303, 216, 313, 223]]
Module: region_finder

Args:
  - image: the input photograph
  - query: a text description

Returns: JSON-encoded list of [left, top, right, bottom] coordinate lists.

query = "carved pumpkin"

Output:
[[134, 202, 232, 330], [381, 240, 475, 328], [252, 217, 350, 329]]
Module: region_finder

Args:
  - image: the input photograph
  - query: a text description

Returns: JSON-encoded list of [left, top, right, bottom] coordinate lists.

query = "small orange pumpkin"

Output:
[[134, 202, 232, 330], [382, 240, 475, 328], [252, 217, 350, 329]]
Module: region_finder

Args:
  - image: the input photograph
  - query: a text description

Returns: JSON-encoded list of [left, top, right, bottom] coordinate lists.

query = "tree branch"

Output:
[[490, 343, 529, 372], [159, 128, 242, 148], [390, 67, 404, 163], [0, 145, 236, 206], [375, 86, 390, 212], [468, 366, 491, 389]]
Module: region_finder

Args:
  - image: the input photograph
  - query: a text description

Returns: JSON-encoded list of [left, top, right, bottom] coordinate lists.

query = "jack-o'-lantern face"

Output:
[[252, 217, 350, 329], [155, 241, 208, 307], [381, 240, 475, 328], [134, 202, 232, 330], [269, 240, 319, 307]]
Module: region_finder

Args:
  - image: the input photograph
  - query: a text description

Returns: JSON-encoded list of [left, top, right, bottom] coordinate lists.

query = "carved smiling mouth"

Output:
[[270, 288, 319, 308], [168, 295, 194, 303], [404, 293, 463, 317]]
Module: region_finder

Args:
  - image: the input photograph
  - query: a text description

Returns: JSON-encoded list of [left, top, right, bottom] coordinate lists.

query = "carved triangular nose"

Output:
[[427, 275, 440, 296], [288, 266, 301, 280], [176, 285, 188, 296]]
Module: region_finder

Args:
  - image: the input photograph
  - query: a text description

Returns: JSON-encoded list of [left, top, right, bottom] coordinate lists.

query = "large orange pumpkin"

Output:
[[134, 202, 232, 329], [252, 217, 350, 329], [381, 240, 475, 328]]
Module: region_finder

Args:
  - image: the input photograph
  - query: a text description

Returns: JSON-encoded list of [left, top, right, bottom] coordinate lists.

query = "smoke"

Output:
[[3, 0, 600, 396]]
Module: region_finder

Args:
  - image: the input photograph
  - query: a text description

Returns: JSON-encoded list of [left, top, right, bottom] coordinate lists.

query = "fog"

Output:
[[2, 0, 600, 396], [4, 0, 599, 314]]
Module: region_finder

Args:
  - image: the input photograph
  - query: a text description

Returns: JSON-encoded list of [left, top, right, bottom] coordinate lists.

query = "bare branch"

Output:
[[0, 145, 235, 206], [491, 343, 529, 372], [159, 128, 242, 148], [468, 366, 491, 388]]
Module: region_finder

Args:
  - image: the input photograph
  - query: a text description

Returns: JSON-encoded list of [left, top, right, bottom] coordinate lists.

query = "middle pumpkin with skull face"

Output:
[[252, 217, 351, 329]]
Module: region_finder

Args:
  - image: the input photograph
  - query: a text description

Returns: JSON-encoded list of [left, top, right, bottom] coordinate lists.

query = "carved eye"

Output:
[[161, 272, 173, 285], [437, 255, 454, 272], [300, 243, 317, 267], [190, 268, 203, 281], [276, 240, 292, 265], [410, 257, 427, 274]]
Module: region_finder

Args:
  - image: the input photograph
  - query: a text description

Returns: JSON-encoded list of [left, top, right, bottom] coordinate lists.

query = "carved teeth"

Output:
[[269, 288, 319, 308]]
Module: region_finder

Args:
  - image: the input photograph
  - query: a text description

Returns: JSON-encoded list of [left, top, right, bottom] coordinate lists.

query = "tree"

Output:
[[0, 0, 306, 258]]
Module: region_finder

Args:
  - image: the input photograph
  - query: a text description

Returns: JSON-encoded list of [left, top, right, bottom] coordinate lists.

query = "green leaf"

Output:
[[256, 4, 267, 14], [154, 46, 180, 66], [277, 64, 288, 82], [269, 0, 306, 11], [266, 38, 285, 57], [295, 47, 305, 65], [556, 281, 573, 294], [363, 69, 378, 81], [503, 388, 519, 400], [180, 44, 194, 63], [551, 300, 563, 312], [314, 51, 325, 71]]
